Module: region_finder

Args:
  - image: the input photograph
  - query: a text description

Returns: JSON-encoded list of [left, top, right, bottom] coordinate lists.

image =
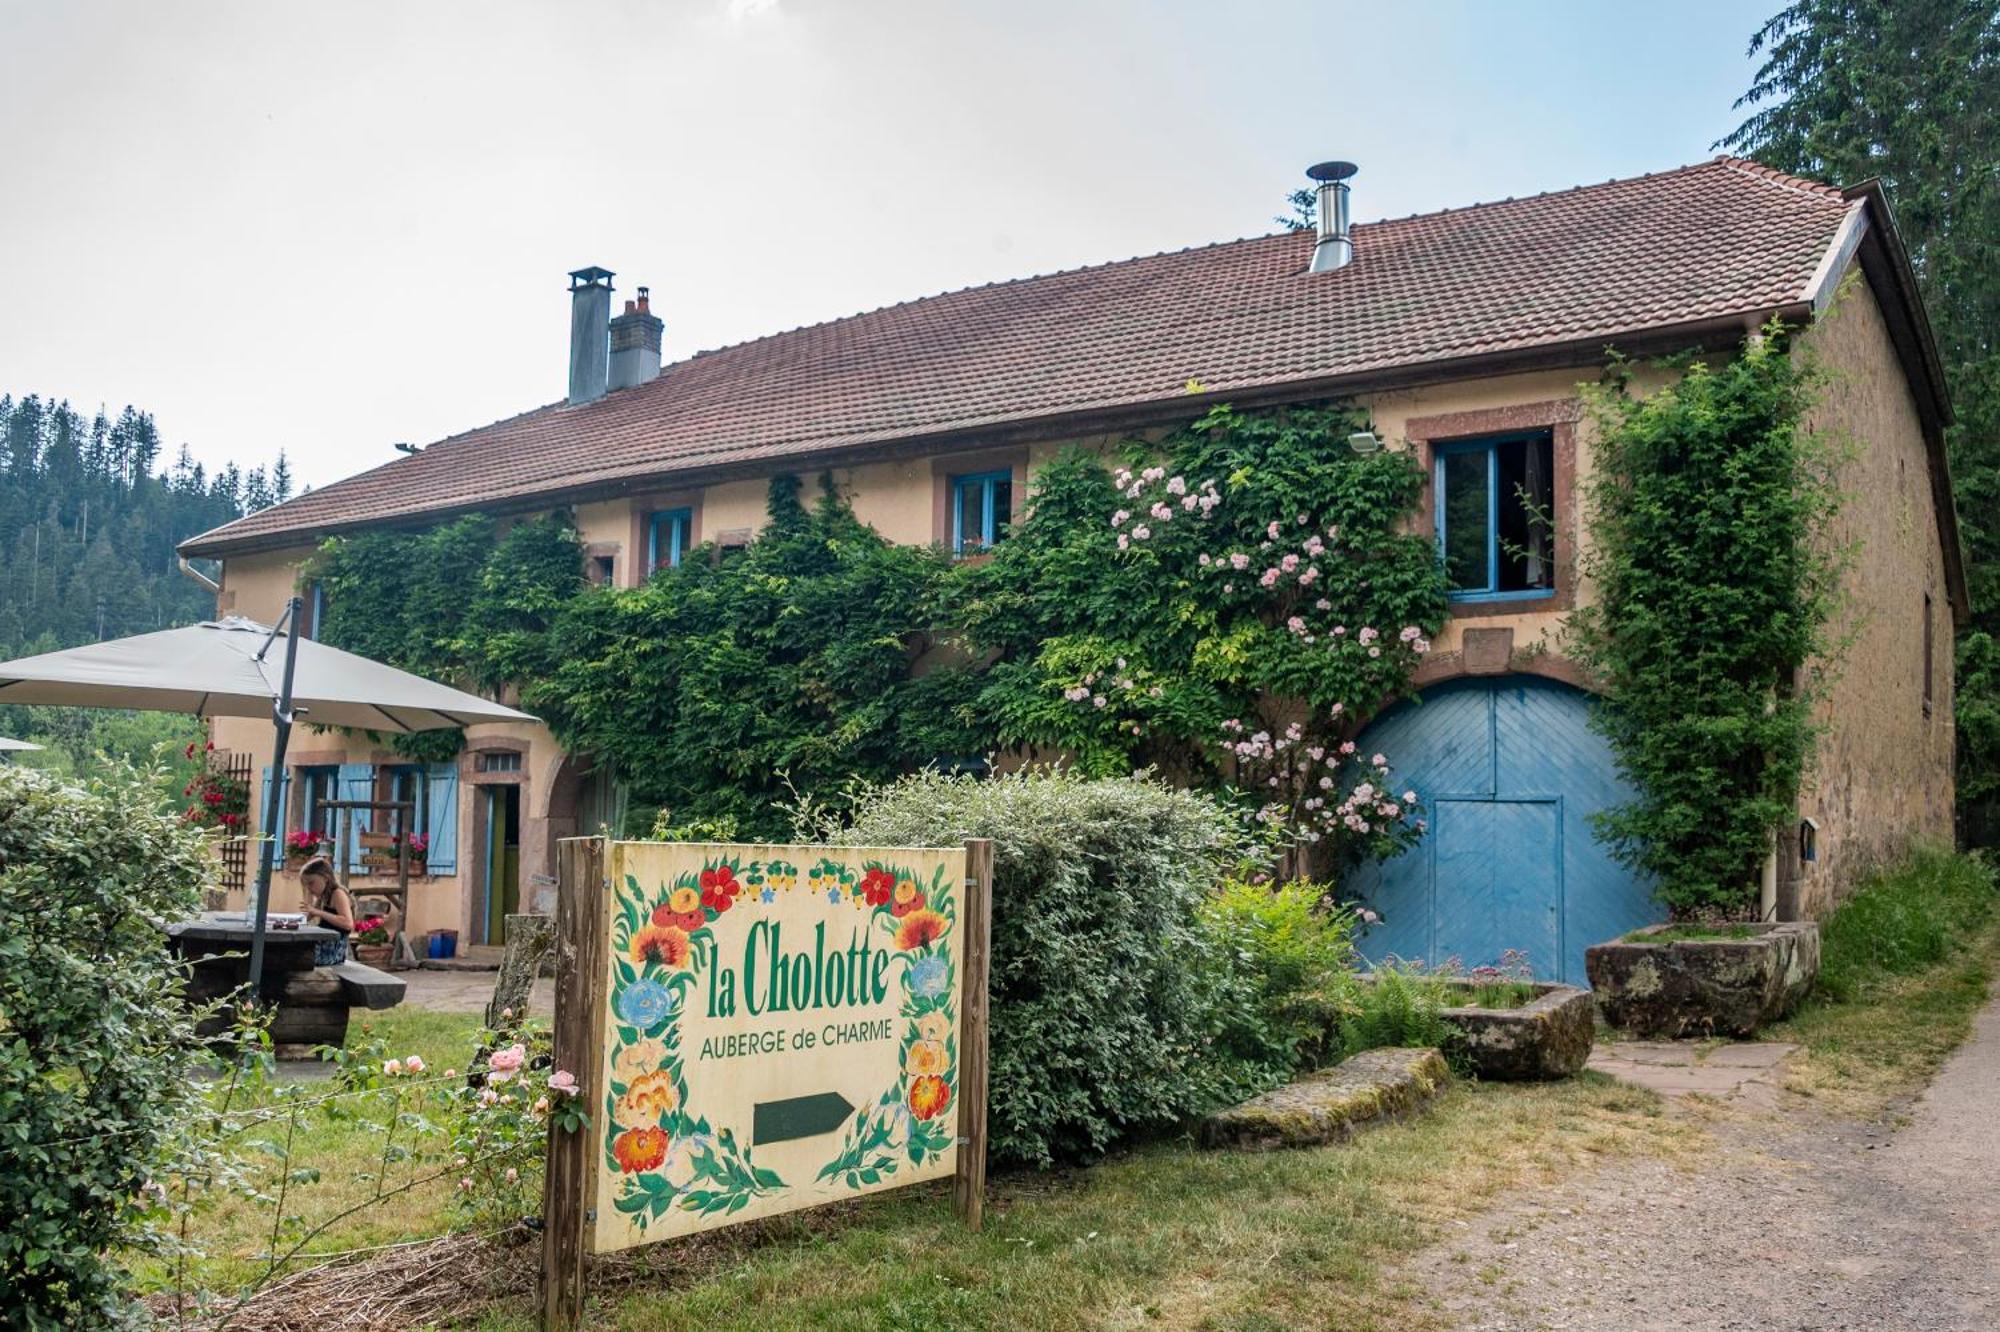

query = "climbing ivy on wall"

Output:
[[305, 404, 1447, 862], [307, 511, 585, 757], [1567, 323, 1846, 917], [527, 477, 977, 839]]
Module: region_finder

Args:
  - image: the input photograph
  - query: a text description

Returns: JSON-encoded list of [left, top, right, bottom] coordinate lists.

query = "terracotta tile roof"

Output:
[[185, 156, 1854, 556]]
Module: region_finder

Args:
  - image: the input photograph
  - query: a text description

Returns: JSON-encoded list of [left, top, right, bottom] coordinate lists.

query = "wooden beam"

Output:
[[539, 836, 607, 1331], [952, 838, 994, 1230]]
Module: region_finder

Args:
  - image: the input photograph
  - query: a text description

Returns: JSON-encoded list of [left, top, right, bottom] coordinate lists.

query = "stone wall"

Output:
[[1793, 269, 1957, 912]]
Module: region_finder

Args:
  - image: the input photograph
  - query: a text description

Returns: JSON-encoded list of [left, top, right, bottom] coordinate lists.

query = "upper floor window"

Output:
[[299, 765, 340, 836], [384, 764, 430, 838], [950, 471, 1012, 555], [648, 508, 692, 573], [1435, 432, 1556, 601]]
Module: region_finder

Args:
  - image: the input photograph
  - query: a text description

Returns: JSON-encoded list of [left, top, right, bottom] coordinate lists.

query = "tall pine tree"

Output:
[[1725, 0, 2000, 840]]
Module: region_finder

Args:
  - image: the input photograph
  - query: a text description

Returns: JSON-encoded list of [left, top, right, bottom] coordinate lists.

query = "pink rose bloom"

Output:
[[1166, 476, 1187, 495], [1182, 494, 1199, 510], [405, 1055, 426, 1074], [1287, 616, 1306, 633], [1403, 790, 1417, 803], [1280, 553, 1300, 572], [1111, 510, 1129, 526], [1368, 646, 1381, 658], [1340, 741, 1357, 755], [1131, 525, 1150, 540], [1259, 569, 1280, 587], [383, 1058, 403, 1077], [1117, 534, 1130, 550], [1266, 521, 1282, 540], [548, 1069, 579, 1096], [1229, 552, 1251, 571], [1358, 626, 1379, 644]]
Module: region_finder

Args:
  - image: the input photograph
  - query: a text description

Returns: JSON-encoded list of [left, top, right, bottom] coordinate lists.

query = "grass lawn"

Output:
[[471, 1074, 1695, 1332], [139, 1007, 494, 1297]]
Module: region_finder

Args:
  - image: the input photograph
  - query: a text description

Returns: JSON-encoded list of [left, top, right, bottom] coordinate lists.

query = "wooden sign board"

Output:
[[580, 841, 974, 1253]]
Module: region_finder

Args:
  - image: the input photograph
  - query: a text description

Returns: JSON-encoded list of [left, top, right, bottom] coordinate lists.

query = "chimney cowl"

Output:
[[1306, 160, 1356, 274], [567, 266, 615, 405]]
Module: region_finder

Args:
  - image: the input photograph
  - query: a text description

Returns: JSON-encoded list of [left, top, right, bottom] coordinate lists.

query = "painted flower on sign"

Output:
[[860, 867, 896, 907], [908, 1074, 951, 1121], [616, 977, 678, 1032], [908, 953, 951, 1000], [618, 1068, 680, 1124], [904, 1039, 948, 1076], [895, 909, 950, 951], [612, 1125, 669, 1174], [889, 878, 926, 918], [653, 886, 706, 932], [630, 923, 692, 969], [916, 1009, 951, 1043]]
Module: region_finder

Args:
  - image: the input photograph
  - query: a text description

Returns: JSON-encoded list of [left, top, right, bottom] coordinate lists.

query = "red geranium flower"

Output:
[[860, 868, 896, 907]]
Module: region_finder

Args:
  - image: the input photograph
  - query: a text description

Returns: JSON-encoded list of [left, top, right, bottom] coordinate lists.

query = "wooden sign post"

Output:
[[539, 837, 992, 1330]]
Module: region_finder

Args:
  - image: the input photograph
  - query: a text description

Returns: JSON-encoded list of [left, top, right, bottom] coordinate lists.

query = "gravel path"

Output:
[[1404, 987, 2000, 1331]]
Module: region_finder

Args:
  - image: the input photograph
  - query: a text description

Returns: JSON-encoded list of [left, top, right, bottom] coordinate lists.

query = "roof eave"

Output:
[[1839, 178, 1970, 624]]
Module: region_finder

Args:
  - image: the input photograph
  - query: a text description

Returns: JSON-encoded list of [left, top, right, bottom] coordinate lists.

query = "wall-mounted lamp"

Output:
[[1347, 429, 1382, 456]]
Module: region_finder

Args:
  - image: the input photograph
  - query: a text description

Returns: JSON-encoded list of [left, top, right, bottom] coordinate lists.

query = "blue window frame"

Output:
[[647, 508, 693, 573], [1434, 432, 1557, 602], [950, 471, 1013, 555]]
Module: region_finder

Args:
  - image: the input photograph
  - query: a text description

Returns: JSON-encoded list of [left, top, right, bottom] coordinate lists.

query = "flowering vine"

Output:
[[954, 400, 1450, 872]]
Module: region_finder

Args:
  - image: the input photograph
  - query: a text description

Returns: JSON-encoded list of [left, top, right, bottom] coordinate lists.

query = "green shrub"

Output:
[[1194, 878, 1359, 1084], [1816, 846, 1996, 1002], [1340, 966, 1452, 1058], [1569, 327, 1845, 916], [828, 768, 1258, 1167], [0, 762, 214, 1328]]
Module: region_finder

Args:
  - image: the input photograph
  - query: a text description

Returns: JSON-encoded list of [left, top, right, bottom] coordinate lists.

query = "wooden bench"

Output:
[[332, 960, 407, 1011]]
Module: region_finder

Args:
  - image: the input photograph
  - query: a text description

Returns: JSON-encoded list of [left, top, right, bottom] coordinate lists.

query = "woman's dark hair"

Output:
[[299, 855, 339, 884]]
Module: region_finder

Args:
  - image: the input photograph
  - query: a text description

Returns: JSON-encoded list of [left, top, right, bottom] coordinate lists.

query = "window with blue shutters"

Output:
[[1434, 432, 1557, 602], [949, 470, 1012, 555], [647, 508, 693, 573]]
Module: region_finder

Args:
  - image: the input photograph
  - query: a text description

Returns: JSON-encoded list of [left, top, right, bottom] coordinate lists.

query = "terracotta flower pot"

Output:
[[354, 942, 394, 966]]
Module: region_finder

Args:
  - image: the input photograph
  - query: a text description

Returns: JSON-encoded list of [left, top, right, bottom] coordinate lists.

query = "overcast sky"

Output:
[[1, 0, 1769, 489]]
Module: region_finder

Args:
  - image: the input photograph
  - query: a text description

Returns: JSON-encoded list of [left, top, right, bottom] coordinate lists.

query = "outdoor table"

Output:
[[168, 911, 404, 1054]]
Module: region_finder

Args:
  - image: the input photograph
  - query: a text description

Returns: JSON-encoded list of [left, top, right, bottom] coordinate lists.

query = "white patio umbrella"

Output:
[[0, 737, 42, 752], [0, 602, 534, 993]]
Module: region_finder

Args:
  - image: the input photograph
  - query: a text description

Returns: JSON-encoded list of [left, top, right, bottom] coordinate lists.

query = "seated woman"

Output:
[[298, 855, 355, 966]]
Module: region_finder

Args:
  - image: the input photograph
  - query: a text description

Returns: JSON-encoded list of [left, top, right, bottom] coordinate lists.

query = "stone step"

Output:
[[1200, 1047, 1449, 1150]]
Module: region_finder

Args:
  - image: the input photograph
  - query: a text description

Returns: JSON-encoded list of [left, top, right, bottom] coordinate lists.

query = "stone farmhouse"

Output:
[[182, 157, 1964, 982]]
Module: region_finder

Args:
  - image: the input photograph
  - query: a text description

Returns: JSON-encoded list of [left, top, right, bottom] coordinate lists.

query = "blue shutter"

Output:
[[425, 762, 459, 873], [337, 763, 373, 875]]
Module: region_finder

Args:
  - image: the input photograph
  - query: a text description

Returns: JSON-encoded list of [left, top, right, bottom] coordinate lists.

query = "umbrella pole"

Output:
[[247, 597, 305, 1001]]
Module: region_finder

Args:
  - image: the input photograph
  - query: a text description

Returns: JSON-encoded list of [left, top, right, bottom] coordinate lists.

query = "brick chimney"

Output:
[[609, 287, 664, 391]]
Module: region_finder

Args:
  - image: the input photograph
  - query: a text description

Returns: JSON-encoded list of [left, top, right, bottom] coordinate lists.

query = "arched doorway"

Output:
[[1344, 674, 1658, 985]]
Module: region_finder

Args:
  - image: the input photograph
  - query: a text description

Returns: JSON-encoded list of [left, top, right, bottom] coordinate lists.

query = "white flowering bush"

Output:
[[954, 401, 1447, 869]]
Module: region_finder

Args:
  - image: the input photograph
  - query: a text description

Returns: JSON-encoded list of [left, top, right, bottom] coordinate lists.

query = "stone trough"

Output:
[[1201, 1047, 1448, 1150], [1435, 981, 1596, 1080], [1586, 920, 1819, 1039]]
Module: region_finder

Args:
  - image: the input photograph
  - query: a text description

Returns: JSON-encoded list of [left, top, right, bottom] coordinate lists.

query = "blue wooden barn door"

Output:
[[1346, 675, 1658, 985]]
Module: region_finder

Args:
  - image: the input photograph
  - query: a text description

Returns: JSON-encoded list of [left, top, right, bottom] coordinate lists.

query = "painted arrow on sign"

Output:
[[753, 1091, 858, 1145]]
